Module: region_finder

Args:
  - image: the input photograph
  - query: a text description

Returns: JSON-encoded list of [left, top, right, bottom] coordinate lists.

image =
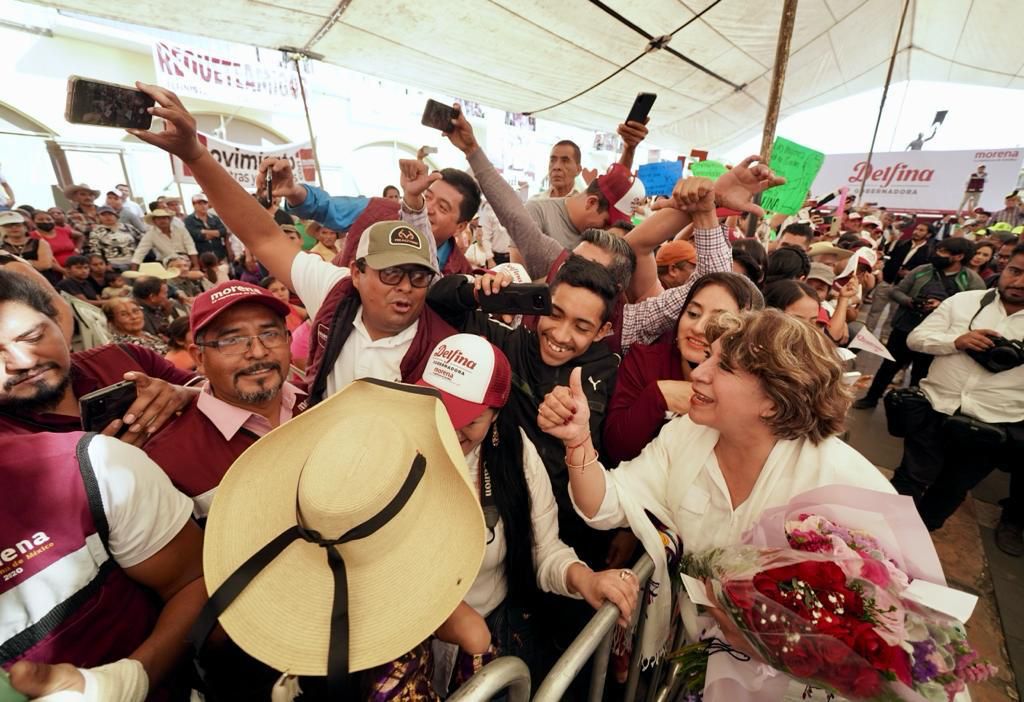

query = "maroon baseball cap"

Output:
[[417, 334, 511, 430], [596, 163, 646, 224], [190, 281, 290, 337]]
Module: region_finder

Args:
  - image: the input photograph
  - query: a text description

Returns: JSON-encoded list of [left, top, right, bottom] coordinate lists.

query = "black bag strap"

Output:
[[968, 289, 999, 330], [76, 432, 113, 558]]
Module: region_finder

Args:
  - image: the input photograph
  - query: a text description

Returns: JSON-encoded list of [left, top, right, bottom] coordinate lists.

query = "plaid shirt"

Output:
[[620, 224, 733, 351]]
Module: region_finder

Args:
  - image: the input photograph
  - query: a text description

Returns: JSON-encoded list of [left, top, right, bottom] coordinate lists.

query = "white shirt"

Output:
[[478, 201, 511, 255], [463, 430, 582, 617], [131, 225, 198, 263], [908, 289, 1024, 423], [899, 240, 928, 269], [290, 252, 416, 397]]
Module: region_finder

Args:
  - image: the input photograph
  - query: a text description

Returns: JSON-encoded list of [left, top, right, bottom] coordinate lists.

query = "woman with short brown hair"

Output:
[[539, 308, 894, 668]]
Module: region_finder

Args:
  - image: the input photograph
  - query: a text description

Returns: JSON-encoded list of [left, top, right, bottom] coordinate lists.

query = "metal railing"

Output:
[[448, 656, 531, 702], [532, 554, 655, 702]]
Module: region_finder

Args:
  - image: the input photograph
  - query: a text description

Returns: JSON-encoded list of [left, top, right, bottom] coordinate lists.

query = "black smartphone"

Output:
[[421, 99, 456, 133], [626, 92, 657, 124], [65, 76, 154, 129], [79, 380, 138, 433], [479, 284, 552, 316], [259, 166, 274, 208]]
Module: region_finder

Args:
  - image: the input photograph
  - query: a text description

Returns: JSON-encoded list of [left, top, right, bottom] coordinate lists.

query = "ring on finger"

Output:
[[619, 568, 636, 581]]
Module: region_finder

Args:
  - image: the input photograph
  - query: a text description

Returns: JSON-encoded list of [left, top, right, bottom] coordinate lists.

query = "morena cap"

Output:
[[190, 280, 290, 337], [596, 163, 646, 225], [416, 333, 512, 430], [355, 220, 438, 274]]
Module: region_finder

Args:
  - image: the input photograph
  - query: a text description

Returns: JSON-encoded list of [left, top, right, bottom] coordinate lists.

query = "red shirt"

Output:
[[33, 228, 77, 266]]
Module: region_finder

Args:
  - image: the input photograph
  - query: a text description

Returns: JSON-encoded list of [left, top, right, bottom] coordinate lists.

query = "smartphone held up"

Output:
[[421, 99, 457, 133], [65, 76, 154, 130]]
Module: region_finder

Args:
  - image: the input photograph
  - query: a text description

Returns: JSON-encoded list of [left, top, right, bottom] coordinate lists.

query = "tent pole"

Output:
[[856, 0, 911, 205], [745, 0, 799, 238], [291, 55, 325, 187]]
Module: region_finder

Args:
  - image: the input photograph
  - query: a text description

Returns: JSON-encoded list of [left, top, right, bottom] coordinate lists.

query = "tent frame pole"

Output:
[[745, 0, 799, 237], [290, 55, 325, 188]]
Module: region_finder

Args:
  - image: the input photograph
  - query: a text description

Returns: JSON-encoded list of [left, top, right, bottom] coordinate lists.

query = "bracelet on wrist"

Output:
[[567, 454, 599, 472], [567, 432, 591, 450]]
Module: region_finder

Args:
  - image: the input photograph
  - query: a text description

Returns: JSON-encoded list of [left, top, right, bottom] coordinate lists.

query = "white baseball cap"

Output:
[[862, 215, 882, 228], [416, 334, 512, 430]]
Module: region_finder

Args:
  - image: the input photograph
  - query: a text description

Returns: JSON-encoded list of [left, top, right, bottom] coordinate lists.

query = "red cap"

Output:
[[190, 281, 291, 337], [596, 163, 646, 225], [417, 334, 512, 430]]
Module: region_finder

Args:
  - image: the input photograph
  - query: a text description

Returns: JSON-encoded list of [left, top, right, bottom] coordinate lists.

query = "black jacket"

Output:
[[882, 239, 932, 284], [428, 275, 621, 566]]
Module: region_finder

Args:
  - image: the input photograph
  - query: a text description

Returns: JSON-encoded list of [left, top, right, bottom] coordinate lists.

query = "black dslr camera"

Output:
[[966, 335, 1024, 373]]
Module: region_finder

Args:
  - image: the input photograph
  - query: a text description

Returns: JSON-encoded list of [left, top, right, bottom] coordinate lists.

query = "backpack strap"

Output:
[[76, 432, 113, 558]]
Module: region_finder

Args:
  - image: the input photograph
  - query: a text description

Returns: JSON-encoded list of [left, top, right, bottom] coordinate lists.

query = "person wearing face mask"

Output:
[[32, 210, 77, 269], [604, 272, 763, 463], [416, 333, 638, 692], [853, 237, 985, 409]]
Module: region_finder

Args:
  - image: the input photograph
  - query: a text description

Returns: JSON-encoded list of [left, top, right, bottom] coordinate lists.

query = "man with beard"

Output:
[[0, 255, 200, 441], [898, 243, 1024, 555], [142, 281, 303, 520]]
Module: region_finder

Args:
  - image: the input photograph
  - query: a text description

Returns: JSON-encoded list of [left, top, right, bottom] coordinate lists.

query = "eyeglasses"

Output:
[[198, 329, 290, 356], [376, 266, 433, 288]]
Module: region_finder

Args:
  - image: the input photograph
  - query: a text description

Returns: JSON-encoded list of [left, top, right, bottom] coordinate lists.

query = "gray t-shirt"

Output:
[[523, 198, 581, 251]]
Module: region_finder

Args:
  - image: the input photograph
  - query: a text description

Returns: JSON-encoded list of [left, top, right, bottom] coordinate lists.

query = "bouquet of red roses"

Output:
[[675, 486, 996, 702]]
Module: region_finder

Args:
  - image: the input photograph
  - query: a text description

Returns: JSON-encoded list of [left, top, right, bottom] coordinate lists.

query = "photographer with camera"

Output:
[[892, 242, 1024, 555], [853, 237, 984, 409]]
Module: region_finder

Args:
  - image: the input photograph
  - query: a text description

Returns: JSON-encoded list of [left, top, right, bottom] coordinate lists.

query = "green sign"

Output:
[[689, 159, 728, 180], [761, 137, 825, 215]]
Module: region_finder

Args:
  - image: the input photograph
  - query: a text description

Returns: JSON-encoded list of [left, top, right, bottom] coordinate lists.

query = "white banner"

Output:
[[172, 132, 316, 190], [152, 40, 304, 112], [811, 148, 1024, 212]]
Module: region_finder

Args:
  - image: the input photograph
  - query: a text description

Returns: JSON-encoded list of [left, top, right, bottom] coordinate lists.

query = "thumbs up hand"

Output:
[[537, 367, 591, 445]]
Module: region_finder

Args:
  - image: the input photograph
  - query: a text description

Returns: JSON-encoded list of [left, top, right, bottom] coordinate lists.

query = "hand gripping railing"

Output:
[[533, 554, 655, 702], [447, 655, 531, 702]]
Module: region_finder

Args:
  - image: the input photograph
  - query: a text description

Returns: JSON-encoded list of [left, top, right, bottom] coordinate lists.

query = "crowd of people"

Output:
[[0, 80, 1022, 702]]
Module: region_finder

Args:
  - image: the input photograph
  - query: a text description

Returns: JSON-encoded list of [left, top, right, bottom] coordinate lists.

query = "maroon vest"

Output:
[[304, 278, 457, 407], [0, 433, 159, 673]]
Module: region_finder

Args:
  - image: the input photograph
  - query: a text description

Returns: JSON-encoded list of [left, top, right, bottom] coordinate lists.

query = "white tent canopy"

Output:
[[28, 0, 1024, 151]]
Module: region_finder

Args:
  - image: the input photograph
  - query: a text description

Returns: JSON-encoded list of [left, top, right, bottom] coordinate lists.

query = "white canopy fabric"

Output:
[[30, 0, 1024, 151]]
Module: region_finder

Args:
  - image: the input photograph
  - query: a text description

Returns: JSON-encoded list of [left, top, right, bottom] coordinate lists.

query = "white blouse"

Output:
[[463, 428, 584, 617]]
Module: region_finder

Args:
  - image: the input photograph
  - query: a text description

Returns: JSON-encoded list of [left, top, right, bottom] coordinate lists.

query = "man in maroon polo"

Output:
[[145, 281, 304, 519]]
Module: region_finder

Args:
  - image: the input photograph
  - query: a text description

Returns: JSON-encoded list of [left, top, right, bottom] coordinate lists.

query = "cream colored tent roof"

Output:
[[32, 0, 1024, 150]]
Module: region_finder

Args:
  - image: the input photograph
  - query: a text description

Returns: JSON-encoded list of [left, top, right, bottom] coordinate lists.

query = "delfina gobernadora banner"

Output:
[[811, 148, 1023, 211]]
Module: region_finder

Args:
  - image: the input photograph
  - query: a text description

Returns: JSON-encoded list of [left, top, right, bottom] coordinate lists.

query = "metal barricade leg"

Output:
[[447, 656, 531, 702], [622, 578, 652, 702], [587, 629, 613, 702]]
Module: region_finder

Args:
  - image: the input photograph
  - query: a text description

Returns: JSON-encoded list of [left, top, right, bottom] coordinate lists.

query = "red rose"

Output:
[[815, 637, 851, 666], [829, 661, 884, 698], [850, 622, 886, 662], [782, 640, 823, 679], [875, 643, 913, 687], [724, 580, 756, 610], [752, 572, 783, 602]]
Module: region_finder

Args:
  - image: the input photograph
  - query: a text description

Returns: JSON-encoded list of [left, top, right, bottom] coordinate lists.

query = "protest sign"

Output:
[[762, 137, 826, 215], [690, 160, 727, 180], [637, 161, 683, 196], [172, 132, 316, 189]]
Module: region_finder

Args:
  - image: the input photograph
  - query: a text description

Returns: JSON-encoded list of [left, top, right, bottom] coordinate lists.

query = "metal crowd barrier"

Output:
[[533, 554, 656, 702], [448, 656, 532, 702]]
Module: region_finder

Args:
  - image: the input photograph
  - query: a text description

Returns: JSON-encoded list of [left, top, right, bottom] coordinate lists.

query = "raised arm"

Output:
[[445, 104, 563, 279], [129, 83, 301, 289], [616, 119, 649, 172]]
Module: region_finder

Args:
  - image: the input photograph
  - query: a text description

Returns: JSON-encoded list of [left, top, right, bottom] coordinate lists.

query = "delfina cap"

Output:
[[355, 220, 438, 274], [0, 211, 26, 227], [807, 262, 836, 286], [190, 280, 290, 337], [417, 334, 512, 430], [655, 240, 697, 267], [492, 262, 530, 284], [596, 163, 646, 225], [201, 379, 483, 680]]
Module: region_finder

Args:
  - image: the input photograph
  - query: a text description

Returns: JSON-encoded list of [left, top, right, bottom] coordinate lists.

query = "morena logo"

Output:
[[389, 227, 421, 249], [1, 532, 50, 563], [209, 285, 259, 303], [432, 344, 477, 370]]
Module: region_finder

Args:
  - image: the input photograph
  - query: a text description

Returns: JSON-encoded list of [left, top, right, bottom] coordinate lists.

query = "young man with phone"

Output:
[[129, 83, 459, 407]]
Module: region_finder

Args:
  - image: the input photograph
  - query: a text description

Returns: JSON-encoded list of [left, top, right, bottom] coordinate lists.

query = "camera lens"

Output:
[[533, 295, 544, 308]]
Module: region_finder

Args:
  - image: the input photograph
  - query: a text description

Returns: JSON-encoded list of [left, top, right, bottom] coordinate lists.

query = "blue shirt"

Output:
[[284, 185, 369, 232]]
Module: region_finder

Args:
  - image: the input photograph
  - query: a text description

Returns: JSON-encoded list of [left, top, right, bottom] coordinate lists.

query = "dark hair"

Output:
[[550, 254, 618, 323], [764, 279, 820, 311], [0, 269, 58, 318], [439, 168, 481, 223], [64, 255, 90, 267], [607, 219, 635, 234], [936, 237, 974, 259], [132, 277, 164, 300], [971, 239, 998, 258], [479, 411, 536, 605], [584, 178, 610, 213], [165, 315, 191, 350], [579, 228, 636, 292], [676, 271, 764, 330], [147, 201, 160, 213], [732, 238, 767, 285], [87, 253, 106, 264], [764, 246, 811, 285], [259, 276, 278, 289], [382, 185, 400, 197], [1012, 242, 1024, 259], [836, 232, 865, 249], [553, 139, 582, 166], [781, 222, 814, 243], [731, 249, 763, 286]]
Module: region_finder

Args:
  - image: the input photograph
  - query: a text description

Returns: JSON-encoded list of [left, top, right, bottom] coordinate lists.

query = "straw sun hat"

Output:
[[199, 378, 485, 685]]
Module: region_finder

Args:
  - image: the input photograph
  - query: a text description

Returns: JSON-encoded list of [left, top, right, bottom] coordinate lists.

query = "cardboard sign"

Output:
[[690, 160, 727, 180], [637, 161, 683, 197], [762, 137, 826, 215]]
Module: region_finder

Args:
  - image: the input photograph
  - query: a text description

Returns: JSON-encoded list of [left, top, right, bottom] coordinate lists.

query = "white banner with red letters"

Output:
[[171, 132, 316, 190], [152, 40, 304, 112], [811, 148, 1024, 212]]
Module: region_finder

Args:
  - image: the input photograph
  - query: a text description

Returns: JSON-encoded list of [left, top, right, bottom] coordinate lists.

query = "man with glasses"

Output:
[[143, 281, 302, 520]]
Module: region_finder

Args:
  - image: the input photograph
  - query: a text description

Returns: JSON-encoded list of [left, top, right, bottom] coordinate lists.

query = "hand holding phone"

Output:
[[421, 99, 457, 133], [65, 76, 154, 129], [478, 283, 552, 316], [79, 380, 139, 435], [626, 92, 657, 125]]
